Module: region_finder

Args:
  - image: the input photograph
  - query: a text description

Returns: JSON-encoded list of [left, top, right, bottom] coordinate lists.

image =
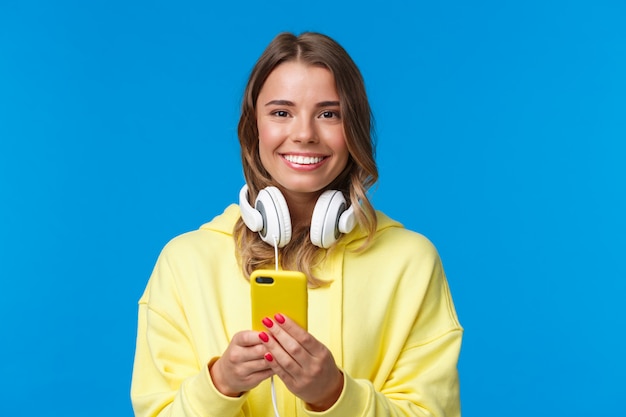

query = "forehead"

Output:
[[259, 61, 338, 99]]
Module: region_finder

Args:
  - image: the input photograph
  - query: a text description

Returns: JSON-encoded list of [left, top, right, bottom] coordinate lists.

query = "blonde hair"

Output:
[[234, 32, 378, 287]]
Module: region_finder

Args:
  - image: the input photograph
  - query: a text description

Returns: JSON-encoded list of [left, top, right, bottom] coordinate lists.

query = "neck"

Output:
[[281, 190, 322, 229]]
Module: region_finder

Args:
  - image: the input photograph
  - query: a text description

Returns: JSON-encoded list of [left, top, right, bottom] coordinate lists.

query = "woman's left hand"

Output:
[[259, 314, 344, 412]]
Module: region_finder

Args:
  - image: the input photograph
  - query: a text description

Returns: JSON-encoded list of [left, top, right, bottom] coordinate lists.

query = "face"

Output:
[[256, 61, 349, 201]]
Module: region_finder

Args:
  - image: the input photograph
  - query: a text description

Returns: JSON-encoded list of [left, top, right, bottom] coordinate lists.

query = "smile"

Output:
[[282, 154, 326, 165]]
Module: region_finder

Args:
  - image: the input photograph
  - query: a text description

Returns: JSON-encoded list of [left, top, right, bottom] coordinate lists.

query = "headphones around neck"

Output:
[[239, 184, 356, 249]]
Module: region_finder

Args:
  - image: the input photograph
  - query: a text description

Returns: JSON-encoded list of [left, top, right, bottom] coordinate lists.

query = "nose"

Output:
[[291, 117, 318, 143]]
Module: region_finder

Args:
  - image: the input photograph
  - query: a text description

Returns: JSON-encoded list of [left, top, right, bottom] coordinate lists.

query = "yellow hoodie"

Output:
[[131, 205, 462, 416]]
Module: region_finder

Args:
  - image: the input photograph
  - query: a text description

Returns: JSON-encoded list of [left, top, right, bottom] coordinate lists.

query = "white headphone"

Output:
[[239, 184, 356, 249]]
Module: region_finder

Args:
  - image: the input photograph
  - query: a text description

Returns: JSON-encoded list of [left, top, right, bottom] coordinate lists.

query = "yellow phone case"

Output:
[[250, 269, 308, 331]]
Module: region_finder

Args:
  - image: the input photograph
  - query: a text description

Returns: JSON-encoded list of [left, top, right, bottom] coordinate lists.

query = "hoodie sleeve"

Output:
[[130, 243, 248, 417], [303, 330, 462, 417], [303, 223, 463, 417]]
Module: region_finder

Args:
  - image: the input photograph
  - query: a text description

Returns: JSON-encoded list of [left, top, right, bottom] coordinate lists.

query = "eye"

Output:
[[320, 110, 340, 119], [272, 110, 289, 117]]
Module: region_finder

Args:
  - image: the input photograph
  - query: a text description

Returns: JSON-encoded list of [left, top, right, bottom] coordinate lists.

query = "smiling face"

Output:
[[256, 61, 349, 203]]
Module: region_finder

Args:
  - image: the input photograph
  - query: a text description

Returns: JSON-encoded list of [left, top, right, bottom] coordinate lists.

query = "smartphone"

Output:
[[250, 269, 308, 331]]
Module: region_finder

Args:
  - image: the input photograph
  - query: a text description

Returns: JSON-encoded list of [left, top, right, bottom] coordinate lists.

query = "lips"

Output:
[[282, 154, 326, 165]]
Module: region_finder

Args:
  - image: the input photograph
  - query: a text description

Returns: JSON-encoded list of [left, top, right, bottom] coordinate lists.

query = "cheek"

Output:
[[257, 123, 277, 158], [257, 138, 272, 172], [257, 135, 279, 174], [257, 119, 284, 143], [327, 131, 349, 160], [334, 139, 350, 173]]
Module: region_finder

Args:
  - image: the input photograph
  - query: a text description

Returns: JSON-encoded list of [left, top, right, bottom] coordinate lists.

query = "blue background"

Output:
[[1, 1, 624, 416]]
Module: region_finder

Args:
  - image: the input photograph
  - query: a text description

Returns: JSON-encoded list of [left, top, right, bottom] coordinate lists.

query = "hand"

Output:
[[260, 314, 344, 411], [209, 330, 274, 397]]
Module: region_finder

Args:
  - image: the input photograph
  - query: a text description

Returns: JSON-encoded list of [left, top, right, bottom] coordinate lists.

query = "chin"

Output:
[[279, 183, 328, 195]]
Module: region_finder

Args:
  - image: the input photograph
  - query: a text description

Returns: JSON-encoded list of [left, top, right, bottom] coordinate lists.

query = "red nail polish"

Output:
[[274, 313, 285, 324], [262, 317, 273, 328], [259, 332, 269, 342], [264, 352, 274, 362]]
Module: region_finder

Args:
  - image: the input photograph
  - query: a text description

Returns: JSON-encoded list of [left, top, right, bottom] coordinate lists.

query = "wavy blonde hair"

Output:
[[234, 32, 378, 287]]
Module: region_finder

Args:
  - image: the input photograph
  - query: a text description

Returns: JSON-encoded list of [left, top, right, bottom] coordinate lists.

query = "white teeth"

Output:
[[284, 155, 324, 165]]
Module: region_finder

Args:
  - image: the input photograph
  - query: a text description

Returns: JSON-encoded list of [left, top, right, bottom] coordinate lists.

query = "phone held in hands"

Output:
[[250, 269, 308, 331]]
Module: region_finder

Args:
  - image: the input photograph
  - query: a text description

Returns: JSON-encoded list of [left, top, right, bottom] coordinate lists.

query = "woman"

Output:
[[131, 32, 463, 417]]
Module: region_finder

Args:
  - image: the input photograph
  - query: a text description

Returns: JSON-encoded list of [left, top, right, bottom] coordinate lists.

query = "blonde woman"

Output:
[[131, 32, 463, 417]]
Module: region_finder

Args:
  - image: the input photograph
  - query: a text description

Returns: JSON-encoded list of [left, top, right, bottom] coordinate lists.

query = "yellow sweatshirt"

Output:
[[131, 205, 463, 416]]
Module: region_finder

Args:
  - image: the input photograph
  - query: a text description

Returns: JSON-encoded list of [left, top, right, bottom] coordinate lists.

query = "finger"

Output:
[[260, 317, 315, 382], [262, 347, 300, 386], [232, 330, 267, 347], [211, 354, 273, 396], [225, 343, 269, 367], [218, 335, 272, 389], [241, 357, 274, 375], [260, 328, 342, 406], [223, 332, 271, 366], [264, 314, 318, 356]]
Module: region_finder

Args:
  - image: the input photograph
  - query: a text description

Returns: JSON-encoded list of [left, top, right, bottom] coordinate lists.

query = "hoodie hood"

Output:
[[199, 203, 405, 245]]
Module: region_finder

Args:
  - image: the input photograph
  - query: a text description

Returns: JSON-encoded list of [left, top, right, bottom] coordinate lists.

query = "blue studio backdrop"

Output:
[[1, 1, 624, 416]]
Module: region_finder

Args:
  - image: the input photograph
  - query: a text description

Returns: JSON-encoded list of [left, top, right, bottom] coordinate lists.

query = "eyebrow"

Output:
[[264, 100, 340, 108]]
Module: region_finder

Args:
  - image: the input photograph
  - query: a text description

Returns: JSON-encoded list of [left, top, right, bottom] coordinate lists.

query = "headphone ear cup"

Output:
[[256, 186, 292, 248], [337, 204, 356, 234], [239, 185, 263, 232], [310, 190, 348, 248]]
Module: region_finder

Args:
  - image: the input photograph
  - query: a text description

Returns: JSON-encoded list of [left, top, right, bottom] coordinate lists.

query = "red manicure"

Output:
[[262, 317, 273, 328], [264, 352, 274, 362], [258, 332, 269, 343], [274, 313, 285, 324]]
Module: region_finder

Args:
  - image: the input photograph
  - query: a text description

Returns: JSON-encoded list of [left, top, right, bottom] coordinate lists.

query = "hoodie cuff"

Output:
[[302, 369, 369, 417], [182, 357, 248, 417]]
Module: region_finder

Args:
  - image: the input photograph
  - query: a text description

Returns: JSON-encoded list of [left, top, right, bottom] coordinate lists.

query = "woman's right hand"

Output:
[[209, 330, 275, 397]]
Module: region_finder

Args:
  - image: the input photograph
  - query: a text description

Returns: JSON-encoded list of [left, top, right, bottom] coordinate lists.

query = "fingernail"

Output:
[[264, 352, 274, 362], [262, 317, 273, 328], [274, 313, 285, 324], [258, 332, 269, 342]]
